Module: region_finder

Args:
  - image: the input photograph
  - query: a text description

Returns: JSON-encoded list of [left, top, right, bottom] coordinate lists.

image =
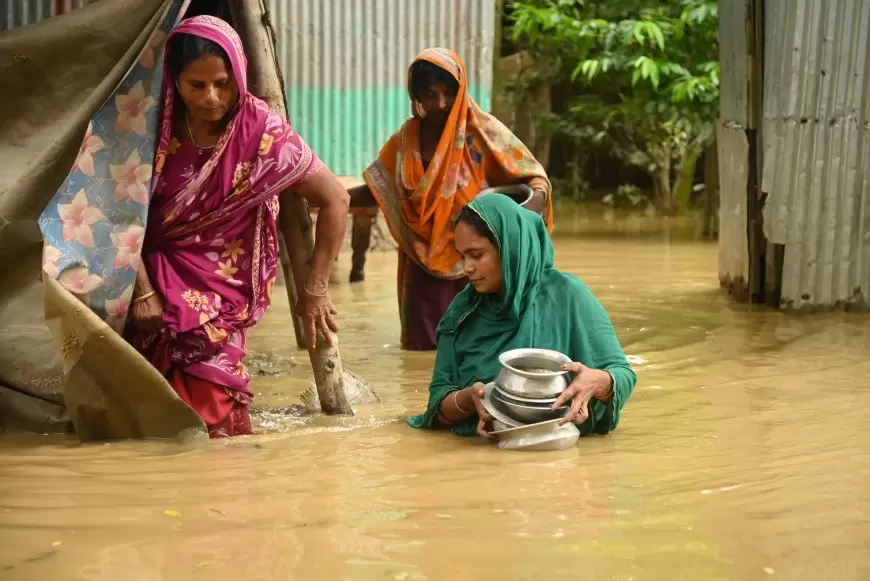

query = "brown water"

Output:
[[2, 213, 869, 580]]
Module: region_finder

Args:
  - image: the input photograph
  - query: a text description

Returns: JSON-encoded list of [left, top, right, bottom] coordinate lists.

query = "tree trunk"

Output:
[[493, 52, 553, 172], [658, 154, 674, 215], [703, 139, 719, 238], [229, 0, 352, 415], [673, 145, 702, 215]]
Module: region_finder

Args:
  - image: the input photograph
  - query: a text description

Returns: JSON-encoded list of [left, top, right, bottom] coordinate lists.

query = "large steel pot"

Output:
[[495, 348, 571, 399]]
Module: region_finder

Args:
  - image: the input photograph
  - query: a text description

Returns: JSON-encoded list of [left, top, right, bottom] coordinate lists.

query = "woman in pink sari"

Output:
[[129, 16, 349, 438]]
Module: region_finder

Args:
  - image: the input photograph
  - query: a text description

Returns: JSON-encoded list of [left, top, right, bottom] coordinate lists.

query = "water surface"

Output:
[[1, 213, 868, 580]]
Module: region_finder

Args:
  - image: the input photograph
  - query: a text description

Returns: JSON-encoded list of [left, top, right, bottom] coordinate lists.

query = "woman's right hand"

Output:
[[131, 293, 165, 332], [467, 382, 495, 439]]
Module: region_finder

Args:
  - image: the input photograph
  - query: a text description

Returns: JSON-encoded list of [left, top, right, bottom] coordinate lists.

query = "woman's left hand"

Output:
[[552, 362, 613, 426], [523, 187, 548, 215], [131, 292, 165, 332], [467, 382, 496, 439], [296, 289, 340, 348]]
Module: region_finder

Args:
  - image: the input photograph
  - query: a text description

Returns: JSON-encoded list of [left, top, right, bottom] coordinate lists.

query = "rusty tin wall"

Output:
[[761, 0, 870, 310]]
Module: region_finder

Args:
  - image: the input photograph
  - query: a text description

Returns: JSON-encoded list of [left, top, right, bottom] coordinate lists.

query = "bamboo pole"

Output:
[[229, 0, 352, 415]]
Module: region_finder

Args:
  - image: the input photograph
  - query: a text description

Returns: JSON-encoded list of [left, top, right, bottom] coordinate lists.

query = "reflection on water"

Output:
[[2, 212, 869, 580]]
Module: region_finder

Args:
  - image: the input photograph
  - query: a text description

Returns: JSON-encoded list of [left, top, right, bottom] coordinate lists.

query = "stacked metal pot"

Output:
[[483, 348, 582, 450]]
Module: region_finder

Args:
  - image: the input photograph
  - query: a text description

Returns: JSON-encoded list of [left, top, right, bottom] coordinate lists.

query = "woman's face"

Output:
[[176, 55, 239, 124], [454, 220, 503, 294], [418, 80, 456, 125]]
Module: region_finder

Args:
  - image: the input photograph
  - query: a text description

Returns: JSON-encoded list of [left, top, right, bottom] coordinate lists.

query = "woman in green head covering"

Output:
[[406, 193, 636, 438]]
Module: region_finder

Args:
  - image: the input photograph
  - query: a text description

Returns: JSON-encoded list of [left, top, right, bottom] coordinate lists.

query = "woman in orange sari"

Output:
[[349, 47, 552, 351]]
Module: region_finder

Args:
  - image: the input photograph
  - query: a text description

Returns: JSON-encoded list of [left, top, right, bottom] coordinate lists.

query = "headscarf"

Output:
[[405, 194, 637, 436], [363, 48, 552, 280], [150, 15, 319, 242]]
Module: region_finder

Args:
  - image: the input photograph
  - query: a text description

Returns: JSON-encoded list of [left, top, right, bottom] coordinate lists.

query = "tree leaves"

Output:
[[505, 0, 719, 206], [508, 0, 718, 106]]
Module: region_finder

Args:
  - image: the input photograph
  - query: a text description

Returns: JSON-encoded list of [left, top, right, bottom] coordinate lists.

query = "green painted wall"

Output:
[[287, 84, 491, 177]]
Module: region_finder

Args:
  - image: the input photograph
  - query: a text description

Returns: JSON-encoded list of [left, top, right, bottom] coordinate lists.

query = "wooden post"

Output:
[[277, 233, 306, 348], [229, 0, 352, 415]]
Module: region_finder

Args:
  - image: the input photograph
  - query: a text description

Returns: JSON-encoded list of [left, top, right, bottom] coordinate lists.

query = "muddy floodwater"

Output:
[[2, 210, 869, 580]]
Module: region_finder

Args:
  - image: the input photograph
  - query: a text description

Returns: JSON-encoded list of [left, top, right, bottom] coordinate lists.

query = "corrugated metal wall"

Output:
[[266, 0, 496, 177], [760, 0, 870, 310], [1, 0, 81, 30], [4, 0, 496, 177]]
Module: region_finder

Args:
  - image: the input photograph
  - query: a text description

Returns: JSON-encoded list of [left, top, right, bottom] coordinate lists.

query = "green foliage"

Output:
[[506, 0, 719, 213]]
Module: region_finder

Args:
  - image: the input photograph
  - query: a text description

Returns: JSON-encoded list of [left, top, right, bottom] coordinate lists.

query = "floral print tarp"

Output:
[[38, 0, 190, 330]]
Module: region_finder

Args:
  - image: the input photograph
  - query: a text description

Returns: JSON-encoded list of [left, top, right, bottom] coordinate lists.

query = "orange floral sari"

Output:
[[363, 48, 551, 350], [364, 47, 551, 279]]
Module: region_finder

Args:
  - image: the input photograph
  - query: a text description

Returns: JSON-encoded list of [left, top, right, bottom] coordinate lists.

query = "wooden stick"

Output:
[[277, 232, 306, 348], [229, 0, 352, 415]]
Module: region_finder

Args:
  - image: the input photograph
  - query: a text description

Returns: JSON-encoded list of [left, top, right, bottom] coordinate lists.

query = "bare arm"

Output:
[[524, 187, 549, 215], [436, 383, 493, 438], [290, 166, 350, 293], [134, 260, 156, 298], [280, 166, 349, 346], [520, 174, 548, 212], [131, 258, 164, 331], [437, 387, 478, 423]]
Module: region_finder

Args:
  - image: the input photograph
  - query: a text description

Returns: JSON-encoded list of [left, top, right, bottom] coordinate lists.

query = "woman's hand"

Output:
[[467, 382, 496, 439], [296, 288, 340, 348], [131, 293, 165, 332], [552, 362, 613, 426]]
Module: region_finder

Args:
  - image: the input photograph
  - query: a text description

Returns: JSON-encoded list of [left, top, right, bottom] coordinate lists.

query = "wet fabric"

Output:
[[1, 0, 321, 439], [397, 254, 469, 350], [406, 194, 637, 436], [122, 15, 321, 431], [163, 368, 252, 438], [362, 47, 552, 350], [0, 0, 194, 437]]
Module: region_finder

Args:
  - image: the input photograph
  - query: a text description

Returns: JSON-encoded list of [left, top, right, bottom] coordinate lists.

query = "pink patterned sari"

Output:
[[132, 16, 323, 438]]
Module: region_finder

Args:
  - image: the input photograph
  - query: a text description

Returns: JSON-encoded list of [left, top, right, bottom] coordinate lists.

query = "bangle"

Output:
[[304, 284, 329, 297], [595, 371, 615, 401], [452, 390, 470, 415], [133, 291, 156, 303]]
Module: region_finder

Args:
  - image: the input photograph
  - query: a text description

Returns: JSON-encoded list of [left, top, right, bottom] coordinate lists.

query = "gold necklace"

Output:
[[186, 112, 215, 150]]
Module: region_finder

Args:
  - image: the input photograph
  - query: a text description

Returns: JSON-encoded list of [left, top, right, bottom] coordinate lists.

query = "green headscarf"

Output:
[[406, 193, 636, 436]]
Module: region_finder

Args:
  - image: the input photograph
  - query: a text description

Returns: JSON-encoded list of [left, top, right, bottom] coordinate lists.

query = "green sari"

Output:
[[406, 194, 637, 437]]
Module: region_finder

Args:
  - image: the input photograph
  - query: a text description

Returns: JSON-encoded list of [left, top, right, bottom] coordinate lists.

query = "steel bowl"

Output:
[[496, 348, 572, 399], [493, 386, 559, 407], [492, 419, 580, 451], [492, 419, 518, 432], [491, 387, 568, 424], [481, 383, 524, 429]]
